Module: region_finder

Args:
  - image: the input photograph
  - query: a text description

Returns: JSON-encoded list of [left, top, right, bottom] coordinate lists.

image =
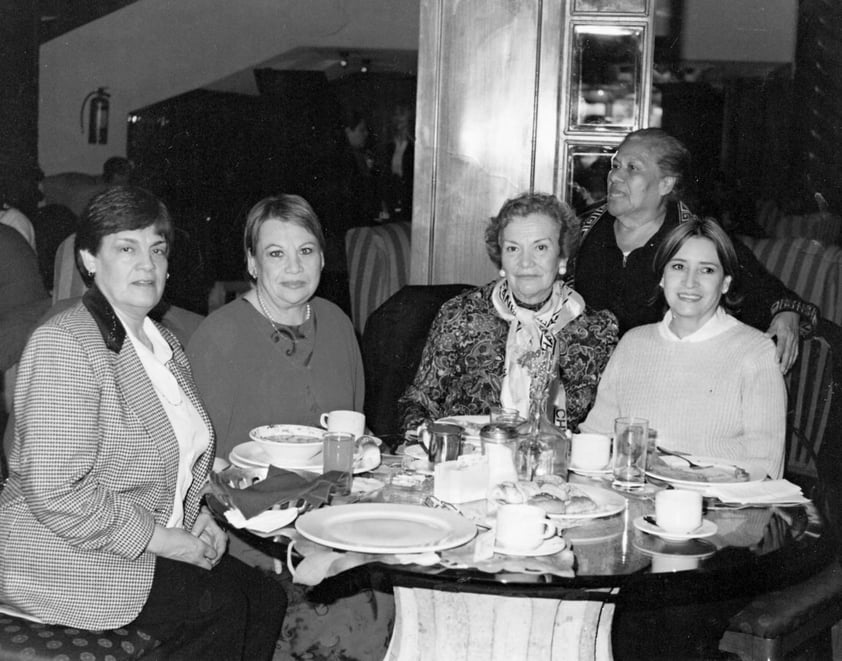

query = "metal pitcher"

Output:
[[418, 422, 463, 464]]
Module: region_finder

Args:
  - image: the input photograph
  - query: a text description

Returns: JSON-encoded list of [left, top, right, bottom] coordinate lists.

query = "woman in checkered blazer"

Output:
[[0, 187, 285, 659]]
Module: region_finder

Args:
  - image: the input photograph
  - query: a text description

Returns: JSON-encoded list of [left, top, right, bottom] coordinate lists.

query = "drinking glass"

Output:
[[490, 407, 524, 426], [323, 431, 356, 496], [612, 417, 649, 490]]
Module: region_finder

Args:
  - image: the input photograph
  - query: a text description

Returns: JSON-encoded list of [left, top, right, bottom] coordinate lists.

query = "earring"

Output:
[[499, 269, 506, 278], [87, 269, 95, 278], [558, 265, 566, 276], [166, 273, 170, 281]]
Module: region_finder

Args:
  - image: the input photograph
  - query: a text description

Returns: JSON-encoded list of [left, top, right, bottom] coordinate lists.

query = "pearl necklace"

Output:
[[255, 289, 311, 355]]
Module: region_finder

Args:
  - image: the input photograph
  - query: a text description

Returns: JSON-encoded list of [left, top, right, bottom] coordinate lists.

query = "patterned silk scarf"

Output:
[[491, 278, 585, 417]]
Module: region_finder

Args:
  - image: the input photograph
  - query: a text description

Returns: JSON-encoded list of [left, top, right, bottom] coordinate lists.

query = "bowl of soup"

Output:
[[249, 424, 325, 465]]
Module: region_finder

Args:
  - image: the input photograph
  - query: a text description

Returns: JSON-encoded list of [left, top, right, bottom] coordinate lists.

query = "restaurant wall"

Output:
[[38, 0, 419, 175]]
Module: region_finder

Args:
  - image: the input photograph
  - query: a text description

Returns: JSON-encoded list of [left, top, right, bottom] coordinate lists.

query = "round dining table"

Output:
[[214, 466, 834, 661]]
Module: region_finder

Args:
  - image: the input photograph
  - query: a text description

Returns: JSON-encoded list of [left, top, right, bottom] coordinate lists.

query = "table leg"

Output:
[[385, 586, 617, 660]]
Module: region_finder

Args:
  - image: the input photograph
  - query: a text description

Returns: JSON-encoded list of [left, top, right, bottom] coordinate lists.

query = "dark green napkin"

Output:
[[210, 465, 344, 519]]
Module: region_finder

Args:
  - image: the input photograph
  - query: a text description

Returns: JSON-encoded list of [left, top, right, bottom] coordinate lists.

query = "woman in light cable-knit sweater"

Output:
[[581, 217, 786, 479]]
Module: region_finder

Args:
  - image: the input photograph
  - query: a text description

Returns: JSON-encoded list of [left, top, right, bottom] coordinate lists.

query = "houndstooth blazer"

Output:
[[0, 286, 215, 629]]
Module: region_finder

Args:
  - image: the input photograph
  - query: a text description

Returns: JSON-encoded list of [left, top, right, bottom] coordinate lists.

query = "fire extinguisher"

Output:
[[80, 87, 110, 144]]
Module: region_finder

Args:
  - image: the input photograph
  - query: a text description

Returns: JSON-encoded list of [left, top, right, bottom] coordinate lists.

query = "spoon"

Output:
[[656, 446, 712, 469]]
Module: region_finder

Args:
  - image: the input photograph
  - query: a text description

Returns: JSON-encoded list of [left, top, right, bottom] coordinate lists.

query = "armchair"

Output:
[[361, 284, 472, 440]]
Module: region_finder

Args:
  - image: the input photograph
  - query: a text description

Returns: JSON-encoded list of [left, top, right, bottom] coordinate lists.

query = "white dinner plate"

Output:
[[546, 483, 627, 521], [494, 535, 566, 557], [645, 455, 764, 492], [229, 441, 381, 474], [295, 503, 477, 553], [633, 516, 718, 541]]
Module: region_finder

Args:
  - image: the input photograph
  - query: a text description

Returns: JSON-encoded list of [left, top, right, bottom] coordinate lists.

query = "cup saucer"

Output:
[[493, 536, 566, 557], [633, 516, 718, 541]]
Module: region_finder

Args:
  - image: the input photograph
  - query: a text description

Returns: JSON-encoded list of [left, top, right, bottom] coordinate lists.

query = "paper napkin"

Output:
[[706, 479, 810, 505]]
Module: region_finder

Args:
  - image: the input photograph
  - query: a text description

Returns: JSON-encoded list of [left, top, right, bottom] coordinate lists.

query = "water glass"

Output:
[[490, 406, 524, 426], [323, 431, 356, 496], [612, 417, 649, 490]]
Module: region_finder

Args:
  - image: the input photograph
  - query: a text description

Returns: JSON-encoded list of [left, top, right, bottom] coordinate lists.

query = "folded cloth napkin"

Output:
[[706, 479, 809, 505], [210, 465, 344, 519]]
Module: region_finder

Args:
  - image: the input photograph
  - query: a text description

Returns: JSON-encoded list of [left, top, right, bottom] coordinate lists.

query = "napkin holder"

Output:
[[434, 455, 489, 504]]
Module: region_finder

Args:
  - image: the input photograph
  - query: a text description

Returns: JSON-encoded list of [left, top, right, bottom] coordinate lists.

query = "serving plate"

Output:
[[295, 503, 477, 553], [546, 483, 627, 521]]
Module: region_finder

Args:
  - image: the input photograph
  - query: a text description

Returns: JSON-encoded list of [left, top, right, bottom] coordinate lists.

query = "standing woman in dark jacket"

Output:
[[572, 128, 817, 373]]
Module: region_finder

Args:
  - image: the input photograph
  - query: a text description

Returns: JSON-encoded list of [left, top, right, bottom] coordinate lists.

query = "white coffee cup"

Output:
[[655, 489, 703, 534], [570, 433, 611, 471], [319, 410, 365, 438], [495, 504, 556, 552]]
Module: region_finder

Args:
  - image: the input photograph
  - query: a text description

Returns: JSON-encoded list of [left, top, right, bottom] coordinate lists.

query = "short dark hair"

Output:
[[75, 186, 173, 286], [652, 216, 742, 310], [243, 195, 325, 280], [102, 157, 134, 184], [485, 192, 579, 269], [619, 128, 692, 203]]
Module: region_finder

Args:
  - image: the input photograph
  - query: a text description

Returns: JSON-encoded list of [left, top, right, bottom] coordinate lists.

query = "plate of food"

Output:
[[645, 454, 763, 491], [491, 479, 627, 521]]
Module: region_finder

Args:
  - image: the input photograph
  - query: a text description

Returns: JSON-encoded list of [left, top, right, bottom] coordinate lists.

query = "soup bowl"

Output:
[[249, 424, 325, 466]]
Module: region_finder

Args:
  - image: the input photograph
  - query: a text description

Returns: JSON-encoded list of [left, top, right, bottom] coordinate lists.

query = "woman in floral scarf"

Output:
[[400, 192, 618, 431]]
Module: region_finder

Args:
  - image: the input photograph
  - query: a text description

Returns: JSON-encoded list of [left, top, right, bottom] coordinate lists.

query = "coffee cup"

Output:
[[495, 504, 556, 552], [655, 489, 703, 534], [319, 410, 365, 438], [570, 433, 611, 471]]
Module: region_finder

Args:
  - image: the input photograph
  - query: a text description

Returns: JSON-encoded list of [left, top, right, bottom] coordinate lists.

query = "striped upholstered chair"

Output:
[[345, 221, 411, 336], [718, 333, 842, 661], [782, 335, 835, 483], [755, 197, 842, 246], [738, 235, 842, 326]]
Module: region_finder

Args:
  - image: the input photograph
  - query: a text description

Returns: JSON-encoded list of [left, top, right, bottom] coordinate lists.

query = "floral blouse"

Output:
[[399, 281, 619, 431]]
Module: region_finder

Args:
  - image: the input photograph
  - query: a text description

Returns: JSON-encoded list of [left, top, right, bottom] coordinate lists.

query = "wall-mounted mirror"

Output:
[[568, 25, 645, 131], [573, 0, 647, 13], [565, 143, 615, 214]]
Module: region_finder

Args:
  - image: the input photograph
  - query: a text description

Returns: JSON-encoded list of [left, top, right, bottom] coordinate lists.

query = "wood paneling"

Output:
[[412, 0, 563, 286]]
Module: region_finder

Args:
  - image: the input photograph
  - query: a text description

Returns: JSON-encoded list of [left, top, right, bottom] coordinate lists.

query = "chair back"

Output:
[[361, 284, 472, 439], [739, 235, 842, 326], [784, 335, 834, 482], [345, 221, 411, 335], [756, 198, 842, 245], [52, 233, 86, 303]]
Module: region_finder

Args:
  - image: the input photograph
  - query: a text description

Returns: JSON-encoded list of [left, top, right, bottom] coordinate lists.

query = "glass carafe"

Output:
[[515, 345, 570, 481]]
